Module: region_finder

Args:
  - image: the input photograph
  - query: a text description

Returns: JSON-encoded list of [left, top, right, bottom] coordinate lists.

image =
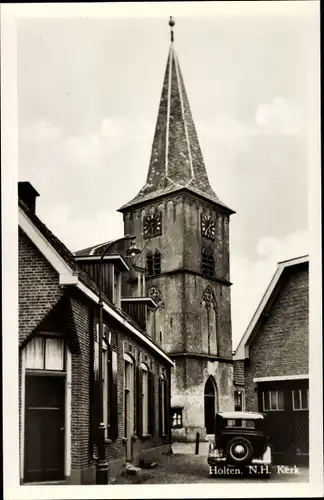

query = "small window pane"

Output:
[[277, 391, 284, 410], [270, 391, 277, 410], [171, 409, 182, 428], [292, 390, 300, 410], [234, 391, 242, 410], [301, 389, 308, 410], [161, 379, 166, 434], [142, 368, 149, 434], [25, 337, 44, 369], [103, 350, 109, 437], [45, 338, 64, 371], [94, 340, 99, 379], [227, 419, 236, 427], [263, 392, 270, 411]]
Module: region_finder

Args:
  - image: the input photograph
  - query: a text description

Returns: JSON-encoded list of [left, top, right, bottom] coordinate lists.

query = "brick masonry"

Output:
[[19, 229, 172, 484], [242, 264, 309, 411], [18, 227, 63, 345]]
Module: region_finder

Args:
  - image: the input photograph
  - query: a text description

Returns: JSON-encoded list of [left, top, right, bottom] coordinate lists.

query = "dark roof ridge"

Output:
[[18, 198, 166, 354]]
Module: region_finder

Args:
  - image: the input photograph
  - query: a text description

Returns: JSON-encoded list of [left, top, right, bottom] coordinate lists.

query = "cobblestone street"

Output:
[[114, 452, 309, 485]]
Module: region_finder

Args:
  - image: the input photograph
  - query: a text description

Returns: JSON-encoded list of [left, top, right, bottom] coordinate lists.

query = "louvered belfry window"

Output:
[[146, 250, 161, 276], [201, 249, 215, 278], [153, 250, 161, 275]]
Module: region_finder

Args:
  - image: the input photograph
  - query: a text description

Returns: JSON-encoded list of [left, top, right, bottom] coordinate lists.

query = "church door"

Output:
[[204, 377, 216, 435]]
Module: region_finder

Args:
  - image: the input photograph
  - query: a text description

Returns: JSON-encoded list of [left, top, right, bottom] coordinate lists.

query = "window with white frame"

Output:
[[124, 353, 134, 438], [292, 389, 308, 411], [262, 390, 284, 411], [94, 325, 109, 438], [171, 408, 183, 428], [102, 343, 109, 438], [160, 374, 166, 435], [141, 363, 149, 434], [25, 336, 65, 371]]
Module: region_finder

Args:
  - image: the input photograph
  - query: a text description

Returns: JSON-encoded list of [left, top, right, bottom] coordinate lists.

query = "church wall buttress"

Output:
[[217, 285, 233, 358], [183, 274, 232, 359], [146, 274, 185, 353]]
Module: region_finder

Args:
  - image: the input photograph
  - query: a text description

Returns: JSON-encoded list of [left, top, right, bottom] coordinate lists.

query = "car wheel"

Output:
[[225, 436, 254, 466]]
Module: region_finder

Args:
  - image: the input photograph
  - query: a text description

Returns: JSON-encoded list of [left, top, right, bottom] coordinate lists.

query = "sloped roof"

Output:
[[18, 199, 174, 364], [119, 41, 234, 214], [233, 255, 309, 360], [74, 240, 117, 257]]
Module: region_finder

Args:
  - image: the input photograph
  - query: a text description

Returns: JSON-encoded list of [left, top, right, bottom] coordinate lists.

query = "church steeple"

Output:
[[119, 18, 234, 213]]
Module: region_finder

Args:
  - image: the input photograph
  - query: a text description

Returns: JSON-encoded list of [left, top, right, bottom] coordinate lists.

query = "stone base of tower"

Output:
[[170, 357, 234, 443], [172, 425, 208, 443]]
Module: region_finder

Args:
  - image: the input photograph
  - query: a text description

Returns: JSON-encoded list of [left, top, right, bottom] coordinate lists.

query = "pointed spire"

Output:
[[119, 19, 234, 213], [169, 16, 175, 43]]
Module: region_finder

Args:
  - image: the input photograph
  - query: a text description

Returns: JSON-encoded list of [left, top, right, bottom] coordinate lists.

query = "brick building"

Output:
[[233, 256, 309, 465], [117, 22, 235, 442], [18, 182, 174, 484]]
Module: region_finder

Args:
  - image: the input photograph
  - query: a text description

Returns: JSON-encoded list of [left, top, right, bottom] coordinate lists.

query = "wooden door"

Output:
[[204, 377, 216, 435], [24, 375, 65, 482]]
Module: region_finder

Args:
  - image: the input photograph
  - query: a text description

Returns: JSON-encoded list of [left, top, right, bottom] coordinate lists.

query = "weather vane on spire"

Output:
[[169, 16, 175, 43]]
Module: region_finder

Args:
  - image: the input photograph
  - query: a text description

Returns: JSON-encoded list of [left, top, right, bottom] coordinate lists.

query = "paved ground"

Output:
[[113, 452, 309, 485]]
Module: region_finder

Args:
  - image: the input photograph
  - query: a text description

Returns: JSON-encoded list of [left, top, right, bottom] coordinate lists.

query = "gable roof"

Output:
[[233, 255, 309, 360], [74, 239, 118, 257], [18, 199, 174, 366]]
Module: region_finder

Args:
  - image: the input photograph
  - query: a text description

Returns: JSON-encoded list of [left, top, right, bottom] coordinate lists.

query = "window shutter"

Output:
[[158, 377, 163, 436], [136, 365, 143, 437], [109, 349, 118, 440], [148, 371, 155, 436]]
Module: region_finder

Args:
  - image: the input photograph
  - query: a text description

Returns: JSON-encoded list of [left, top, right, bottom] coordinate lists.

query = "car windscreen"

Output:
[[225, 419, 256, 429]]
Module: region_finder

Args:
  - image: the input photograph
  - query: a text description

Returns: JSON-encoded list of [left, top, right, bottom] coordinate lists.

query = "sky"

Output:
[[15, 2, 319, 348]]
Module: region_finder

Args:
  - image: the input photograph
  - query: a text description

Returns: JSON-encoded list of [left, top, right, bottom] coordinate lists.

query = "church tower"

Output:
[[119, 18, 235, 441]]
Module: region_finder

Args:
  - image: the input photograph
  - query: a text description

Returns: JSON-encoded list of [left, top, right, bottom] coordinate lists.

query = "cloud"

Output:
[[21, 119, 61, 143], [231, 229, 309, 349], [19, 115, 153, 252], [64, 117, 131, 167], [255, 98, 303, 135], [198, 113, 251, 142]]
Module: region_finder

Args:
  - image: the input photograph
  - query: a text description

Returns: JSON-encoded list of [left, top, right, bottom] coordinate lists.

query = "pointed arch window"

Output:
[[146, 250, 161, 277], [146, 251, 153, 276], [201, 249, 215, 278]]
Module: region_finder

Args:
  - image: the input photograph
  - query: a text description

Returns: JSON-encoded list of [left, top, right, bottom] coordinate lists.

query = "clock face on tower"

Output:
[[143, 212, 162, 239], [201, 214, 216, 240]]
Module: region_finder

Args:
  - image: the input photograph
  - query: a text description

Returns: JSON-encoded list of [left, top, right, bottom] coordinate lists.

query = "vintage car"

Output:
[[208, 412, 272, 476]]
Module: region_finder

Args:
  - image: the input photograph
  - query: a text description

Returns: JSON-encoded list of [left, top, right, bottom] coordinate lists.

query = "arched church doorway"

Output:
[[204, 377, 217, 435]]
